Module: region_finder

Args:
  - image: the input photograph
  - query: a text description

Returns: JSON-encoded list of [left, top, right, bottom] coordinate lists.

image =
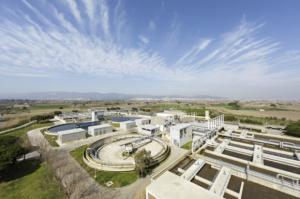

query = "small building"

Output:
[[135, 118, 151, 126], [91, 110, 105, 122], [88, 124, 113, 136], [138, 124, 160, 136], [151, 116, 172, 132], [170, 123, 192, 147], [119, 121, 136, 130], [57, 128, 86, 144], [146, 171, 222, 199]]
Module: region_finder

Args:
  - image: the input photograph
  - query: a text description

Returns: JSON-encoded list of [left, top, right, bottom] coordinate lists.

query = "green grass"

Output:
[[31, 104, 70, 110], [70, 145, 138, 188], [285, 121, 300, 137], [0, 122, 53, 144], [111, 122, 120, 128], [0, 160, 65, 199], [42, 132, 59, 147], [182, 141, 192, 150]]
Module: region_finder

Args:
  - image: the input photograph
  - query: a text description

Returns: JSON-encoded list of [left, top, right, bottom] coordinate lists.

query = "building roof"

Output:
[[119, 120, 136, 124], [135, 118, 151, 122], [57, 128, 86, 135], [141, 124, 159, 130], [147, 171, 222, 199], [88, 124, 112, 130], [171, 123, 191, 130]]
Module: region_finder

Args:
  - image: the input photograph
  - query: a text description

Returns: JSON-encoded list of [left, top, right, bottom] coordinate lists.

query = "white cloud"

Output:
[[139, 35, 149, 44], [148, 20, 156, 31], [0, 1, 300, 98], [65, 0, 82, 26], [99, 0, 110, 39]]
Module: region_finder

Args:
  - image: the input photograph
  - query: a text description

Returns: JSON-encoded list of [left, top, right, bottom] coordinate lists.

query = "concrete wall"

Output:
[[136, 118, 151, 126], [138, 126, 160, 136], [88, 126, 113, 136], [58, 131, 86, 144], [120, 121, 136, 130], [170, 125, 193, 147]]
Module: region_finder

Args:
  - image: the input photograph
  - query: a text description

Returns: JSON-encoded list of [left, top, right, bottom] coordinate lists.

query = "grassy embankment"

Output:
[[70, 145, 138, 188], [0, 160, 65, 199], [0, 122, 65, 199], [181, 141, 192, 150]]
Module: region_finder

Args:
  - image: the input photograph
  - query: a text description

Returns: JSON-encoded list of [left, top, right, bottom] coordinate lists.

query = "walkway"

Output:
[[0, 120, 36, 135]]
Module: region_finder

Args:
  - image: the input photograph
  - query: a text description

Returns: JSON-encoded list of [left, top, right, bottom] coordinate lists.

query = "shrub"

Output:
[[224, 115, 237, 122], [285, 122, 300, 137], [0, 136, 26, 169]]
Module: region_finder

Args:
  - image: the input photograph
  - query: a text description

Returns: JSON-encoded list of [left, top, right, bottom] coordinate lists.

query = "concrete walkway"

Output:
[[0, 120, 36, 135]]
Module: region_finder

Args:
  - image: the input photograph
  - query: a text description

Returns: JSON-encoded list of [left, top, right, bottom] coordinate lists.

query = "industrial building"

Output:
[[119, 120, 136, 130], [88, 124, 113, 136], [135, 118, 151, 126], [138, 124, 160, 136], [57, 128, 86, 144], [146, 171, 223, 199], [170, 123, 193, 147], [146, 114, 300, 199]]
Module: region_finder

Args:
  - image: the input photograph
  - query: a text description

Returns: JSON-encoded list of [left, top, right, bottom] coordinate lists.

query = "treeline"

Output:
[[106, 107, 121, 111], [30, 111, 61, 123], [285, 121, 300, 137], [224, 114, 288, 125]]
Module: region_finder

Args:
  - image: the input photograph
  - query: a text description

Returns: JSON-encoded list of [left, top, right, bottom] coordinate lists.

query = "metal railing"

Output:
[[202, 156, 300, 191]]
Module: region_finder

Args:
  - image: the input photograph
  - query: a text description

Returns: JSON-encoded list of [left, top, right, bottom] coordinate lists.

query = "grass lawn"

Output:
[[42, 132, 59, 147], [0, 160, 65, 199], [70, 145, 138, 188], [182, 141, 192, 150], [0, 122, 53, 138], [0, 122, 53, 146]]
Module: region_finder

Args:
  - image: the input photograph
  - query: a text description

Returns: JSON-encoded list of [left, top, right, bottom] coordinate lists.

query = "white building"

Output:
[[57, 128, 86, 144], [138, 124, 160, 136], [91, 110, 105, 122], [146, 171, 222, 199], [119, 121, 136, 130], [170, 123, 193, 147], [88, 124, 113, 136], [135, 118, 151, 126]]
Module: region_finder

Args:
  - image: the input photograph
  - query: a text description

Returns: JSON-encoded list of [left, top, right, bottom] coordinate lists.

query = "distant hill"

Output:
[[0, 92, 223, 101]]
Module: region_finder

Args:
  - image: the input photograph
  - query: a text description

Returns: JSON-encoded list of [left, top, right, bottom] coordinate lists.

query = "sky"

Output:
[[0, 0, 300, 99]]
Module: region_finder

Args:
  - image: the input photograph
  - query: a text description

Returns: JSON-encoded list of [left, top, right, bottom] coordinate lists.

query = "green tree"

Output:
[[285, 121, 300, 137], [54, 111, 62, 116], [134, 149, 152, 177], [0, 136, 26, 169]]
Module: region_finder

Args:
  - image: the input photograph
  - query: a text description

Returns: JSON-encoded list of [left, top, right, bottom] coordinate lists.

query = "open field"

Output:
[[208, 106, 300, 121], [1, 100, 300, 131], [0, 159, 65, 199], [70, 145, 138, 188]]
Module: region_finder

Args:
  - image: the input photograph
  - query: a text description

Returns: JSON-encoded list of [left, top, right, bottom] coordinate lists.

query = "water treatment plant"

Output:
[[40, 108, 300, 199]]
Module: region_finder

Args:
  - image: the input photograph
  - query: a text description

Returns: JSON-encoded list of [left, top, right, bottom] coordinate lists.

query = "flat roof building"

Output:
[[146, 171, 222, 199], [119, 120, 136, 130], [88, 124, 113, 136], [170, 123, 192, 147], [138, 124, 160, 136], [135, 118, 151, 126], [57, 128, 86, 144]]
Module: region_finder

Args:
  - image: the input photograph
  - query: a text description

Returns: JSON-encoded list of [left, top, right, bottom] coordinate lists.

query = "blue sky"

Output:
[[0, 0, 300, 99]]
